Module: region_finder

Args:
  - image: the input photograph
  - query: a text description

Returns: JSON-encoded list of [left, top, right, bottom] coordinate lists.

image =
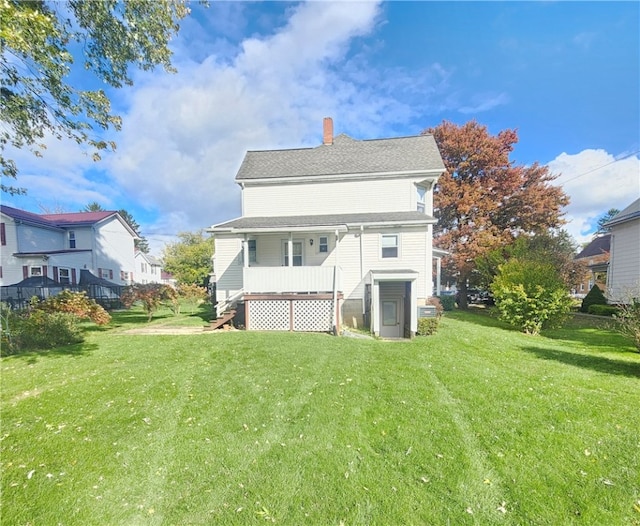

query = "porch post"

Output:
[[371, 279, 380, 336], [287, 233, 293, 267], [243, 234, 249, 268], [435, 256, 441, 296]]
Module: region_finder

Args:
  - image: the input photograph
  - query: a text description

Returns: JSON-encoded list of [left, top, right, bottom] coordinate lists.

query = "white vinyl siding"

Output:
[[213, 229, 432, 305], [243, 178, 424, 217], [607, 220, 640, 301]]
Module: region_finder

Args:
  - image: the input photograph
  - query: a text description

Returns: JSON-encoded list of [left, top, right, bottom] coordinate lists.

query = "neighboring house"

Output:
[[208, 118, 445, 337], [604, 197, 640, 302], [573, 234, 610, 297], [134, 251, 164, 284], [0, 205, 138, 294]]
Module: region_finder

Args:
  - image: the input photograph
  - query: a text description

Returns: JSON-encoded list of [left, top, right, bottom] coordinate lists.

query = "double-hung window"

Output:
[[416, 186, 426, 213], [30, 266, 43, 277], [381, 234, 399, 258], [319, 236, 328, 253], [248, 240, 257, 264], [69, 230, 76, 249]]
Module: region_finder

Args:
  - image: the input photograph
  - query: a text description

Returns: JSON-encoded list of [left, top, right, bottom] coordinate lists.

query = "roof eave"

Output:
[[237, 169, 444, 186]]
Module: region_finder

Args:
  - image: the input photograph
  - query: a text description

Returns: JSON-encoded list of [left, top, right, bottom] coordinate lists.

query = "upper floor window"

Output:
[[416, 186, 426, 213], [69, 230, 76, 249], [319, 236, 328, 253], [30, 266, 43, 277], [100, 268, 113, 280], [1, 223, 6, 246], [381, 234, 399, 258]]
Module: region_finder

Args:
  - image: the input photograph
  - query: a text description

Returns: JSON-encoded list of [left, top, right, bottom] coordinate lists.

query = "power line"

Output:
[[558, 149, 640, 186]]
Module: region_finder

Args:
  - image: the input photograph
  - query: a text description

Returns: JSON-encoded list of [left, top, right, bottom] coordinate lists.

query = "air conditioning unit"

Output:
[[417, 305, 437, 318]]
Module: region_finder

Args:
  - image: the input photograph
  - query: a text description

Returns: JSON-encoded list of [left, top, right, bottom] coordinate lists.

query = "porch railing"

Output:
[[243, 266, 341, 294]]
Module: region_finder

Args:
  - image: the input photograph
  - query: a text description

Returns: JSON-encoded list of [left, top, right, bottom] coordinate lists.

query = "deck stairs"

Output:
[[206, 309, 237, 331]]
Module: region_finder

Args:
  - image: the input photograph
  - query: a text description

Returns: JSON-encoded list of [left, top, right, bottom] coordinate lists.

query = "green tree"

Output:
[[477, 230, 584, 292], [1, 0, 192, 194], [491, 258, 573, 335], [162, 230, 214, 286], [424, 121, 569, 309], [595, 208, 620, 235]]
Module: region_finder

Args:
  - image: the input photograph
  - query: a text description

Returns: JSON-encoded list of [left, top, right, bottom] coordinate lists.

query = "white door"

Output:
[[283, 241, 303, 266], [379, 297, 403, 338]]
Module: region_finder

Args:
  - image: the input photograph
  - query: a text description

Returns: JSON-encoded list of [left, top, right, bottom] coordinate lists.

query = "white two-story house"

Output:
[[208, 118, 445, 337], [134, 251, 164, 284], [0, 206, 138, 294]]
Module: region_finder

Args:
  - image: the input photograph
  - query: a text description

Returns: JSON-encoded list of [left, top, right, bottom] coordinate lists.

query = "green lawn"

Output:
[[1, 309, 639, 525]]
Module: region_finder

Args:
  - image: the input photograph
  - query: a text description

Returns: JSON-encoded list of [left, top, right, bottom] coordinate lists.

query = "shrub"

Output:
[[587, 304, 619, 317], [438, 295, 456, 311], [613, 297, 640, 352], [417, 317, 439, 336], [1, 309, 82, 355], [36, 290, 111, 325], [491, 259, 573, 335], [581, 285, 607, 313]]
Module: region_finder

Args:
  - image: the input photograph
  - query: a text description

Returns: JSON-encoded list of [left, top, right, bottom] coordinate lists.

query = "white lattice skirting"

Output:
[[247, 297, 335, 332]]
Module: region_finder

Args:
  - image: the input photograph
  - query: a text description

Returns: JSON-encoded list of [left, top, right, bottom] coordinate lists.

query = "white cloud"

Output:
[[548, 149, 640, 244], [108, 1, 394, 235]]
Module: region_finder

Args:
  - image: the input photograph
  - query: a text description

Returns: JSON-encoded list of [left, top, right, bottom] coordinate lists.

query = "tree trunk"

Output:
[[457, 281, 469, 310]]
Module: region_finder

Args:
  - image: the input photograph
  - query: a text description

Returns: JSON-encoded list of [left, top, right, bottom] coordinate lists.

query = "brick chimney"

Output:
[[323, 117, 333, 145]]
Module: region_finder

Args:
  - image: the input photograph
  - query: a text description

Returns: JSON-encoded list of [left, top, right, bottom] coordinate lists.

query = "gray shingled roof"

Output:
[[210, 211, 435, 232], [236, 133, 445, 181], [575, 234, 610, 260]]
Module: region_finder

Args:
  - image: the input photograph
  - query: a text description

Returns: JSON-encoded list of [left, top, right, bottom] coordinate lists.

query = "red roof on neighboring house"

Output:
[[41, 211, 116, 225]]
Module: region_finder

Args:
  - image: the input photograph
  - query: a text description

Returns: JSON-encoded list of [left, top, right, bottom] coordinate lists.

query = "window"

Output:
[[69, 230, 76, 249], [416, 186, 426, 213], [1, 223, 5, 246], [120, 270, 129, 281], [59, 268, 71, 285], [30, 266, 43, 277], [319, 236, 328, 253], [381, 234, 398, 258], [284, 241, 303, 266], [100, 268, 112, 280], [248, 239, 257, 263]]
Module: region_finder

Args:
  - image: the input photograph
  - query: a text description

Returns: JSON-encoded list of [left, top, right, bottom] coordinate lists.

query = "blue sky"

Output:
[[5, 1, 639, 254]]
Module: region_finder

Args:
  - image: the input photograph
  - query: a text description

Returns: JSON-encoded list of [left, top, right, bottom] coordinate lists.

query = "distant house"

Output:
[[573, 234, 610, 296], [208, 118, 446, 337], [0, 205, 137, 304], [604, 198, 640, 302], [134, 251, 164, 284]]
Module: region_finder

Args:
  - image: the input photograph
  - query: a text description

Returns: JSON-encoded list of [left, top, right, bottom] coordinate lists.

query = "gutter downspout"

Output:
[[359, 225, 364, 317], [332, 229, 340, 334]]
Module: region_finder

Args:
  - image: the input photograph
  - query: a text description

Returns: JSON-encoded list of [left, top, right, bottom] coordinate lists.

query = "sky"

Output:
[[4, 1, 639, 255]]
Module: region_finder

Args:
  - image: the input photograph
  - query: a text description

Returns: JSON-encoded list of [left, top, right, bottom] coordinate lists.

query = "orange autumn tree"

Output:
[[424, 121, 569, 308]]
